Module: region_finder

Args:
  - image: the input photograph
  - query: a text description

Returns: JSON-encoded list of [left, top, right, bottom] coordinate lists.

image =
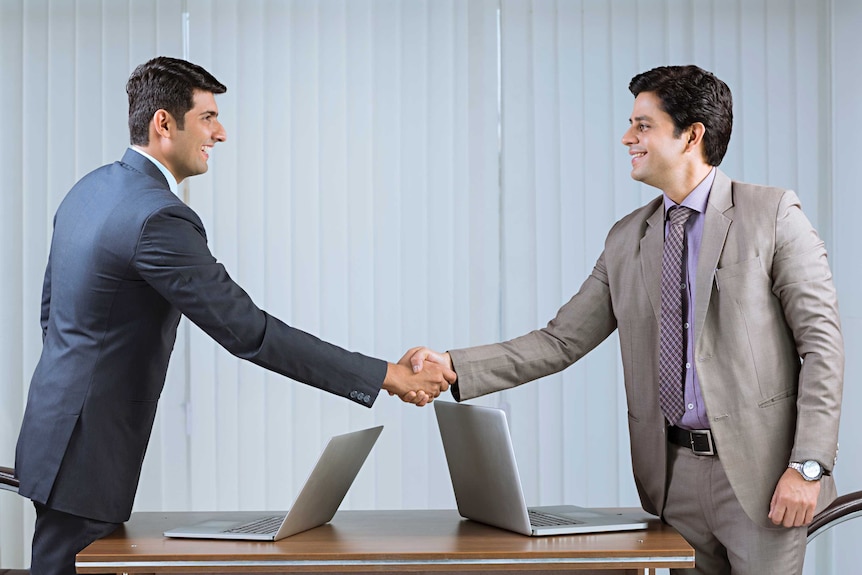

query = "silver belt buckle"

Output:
[[689, 429, 715, 456]]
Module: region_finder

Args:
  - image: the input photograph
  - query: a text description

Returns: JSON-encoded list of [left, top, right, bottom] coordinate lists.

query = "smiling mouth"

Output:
[[201, 146, 212, 160]]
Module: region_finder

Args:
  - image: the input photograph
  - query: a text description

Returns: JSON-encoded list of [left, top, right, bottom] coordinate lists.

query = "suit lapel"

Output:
[[641, 201, 665, 321], [694, 169, 733, 342]]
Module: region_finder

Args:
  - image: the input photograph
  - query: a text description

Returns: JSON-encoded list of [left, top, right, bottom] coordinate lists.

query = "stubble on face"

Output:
[[622, 92, 689, 196], [169, 90, 225, 183]]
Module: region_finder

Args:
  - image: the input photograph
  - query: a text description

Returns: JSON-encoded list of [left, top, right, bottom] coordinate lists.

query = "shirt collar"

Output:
[[129, 146, 180, 197], [663, 167, 716, 216]]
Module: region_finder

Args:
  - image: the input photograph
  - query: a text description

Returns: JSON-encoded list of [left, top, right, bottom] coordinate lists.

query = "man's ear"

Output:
[[685, 122, 706, 153], [152, 109, 173, 139]]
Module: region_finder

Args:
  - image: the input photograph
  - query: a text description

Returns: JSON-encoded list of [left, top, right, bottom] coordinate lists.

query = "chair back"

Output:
[[808, 491, 862, 543], [0, 466, 17, 494]]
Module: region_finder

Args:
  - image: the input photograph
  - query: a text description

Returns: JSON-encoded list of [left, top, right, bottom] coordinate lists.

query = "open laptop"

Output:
[[163, 425, 383, 541], [434, 401, 651, 536]]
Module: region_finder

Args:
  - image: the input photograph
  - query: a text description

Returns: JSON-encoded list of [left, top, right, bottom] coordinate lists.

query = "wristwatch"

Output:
[[788, 460, 824, 481]]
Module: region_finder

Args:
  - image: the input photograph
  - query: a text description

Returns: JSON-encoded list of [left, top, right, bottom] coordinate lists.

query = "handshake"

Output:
[[381, 347, 455, 407]]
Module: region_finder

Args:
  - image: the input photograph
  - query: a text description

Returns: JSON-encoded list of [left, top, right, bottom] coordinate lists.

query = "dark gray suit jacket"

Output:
[[16, 149, 386, 523]]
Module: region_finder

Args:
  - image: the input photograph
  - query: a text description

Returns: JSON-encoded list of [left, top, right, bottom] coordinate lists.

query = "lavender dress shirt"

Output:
[[662, 168, 716, 430]]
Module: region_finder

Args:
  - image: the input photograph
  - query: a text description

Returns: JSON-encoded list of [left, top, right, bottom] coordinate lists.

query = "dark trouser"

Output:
[[30, 503, 120, 575]]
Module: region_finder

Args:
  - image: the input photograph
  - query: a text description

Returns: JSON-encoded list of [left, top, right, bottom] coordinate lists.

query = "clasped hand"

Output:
[[383, 347, 456, 406]]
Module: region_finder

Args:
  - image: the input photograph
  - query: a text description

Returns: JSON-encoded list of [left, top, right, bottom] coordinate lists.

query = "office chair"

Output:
[[0, 466, 17, 494], [807, 490, 862, 543], [0, 466, 26, 575]]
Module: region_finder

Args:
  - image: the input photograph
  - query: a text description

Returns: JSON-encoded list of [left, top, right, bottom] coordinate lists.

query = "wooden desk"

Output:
[[76, 509, 694, 574]]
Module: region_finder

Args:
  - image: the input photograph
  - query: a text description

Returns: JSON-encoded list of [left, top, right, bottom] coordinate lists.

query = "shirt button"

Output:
[[684, 322, 690, 329], [688, 403, 694, 410], [685, 362, 691, 369]]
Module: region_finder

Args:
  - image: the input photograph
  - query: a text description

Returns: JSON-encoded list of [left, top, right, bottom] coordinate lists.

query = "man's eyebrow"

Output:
[[631, 115, 653, 123], [200, 109, 219, 117]]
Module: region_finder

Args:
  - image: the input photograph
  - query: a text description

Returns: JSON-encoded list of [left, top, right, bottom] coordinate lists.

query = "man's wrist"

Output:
[[382, 362, 407, 393], [788, 460, 827, 481]]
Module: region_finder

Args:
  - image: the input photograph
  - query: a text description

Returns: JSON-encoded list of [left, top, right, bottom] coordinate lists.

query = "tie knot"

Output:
[[668, 206, 694, 226]]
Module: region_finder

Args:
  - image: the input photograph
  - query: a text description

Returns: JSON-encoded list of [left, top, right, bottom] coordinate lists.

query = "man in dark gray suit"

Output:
[[15, 56, 453, 575]]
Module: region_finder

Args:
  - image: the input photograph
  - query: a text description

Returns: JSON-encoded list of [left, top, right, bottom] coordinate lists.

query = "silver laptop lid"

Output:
[[276, 424, 384, 538], [434, 401, 533, 535], [162, 425, 383, 541]]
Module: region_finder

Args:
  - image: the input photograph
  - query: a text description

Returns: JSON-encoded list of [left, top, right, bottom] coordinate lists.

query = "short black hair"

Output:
[[126, 56, 227, 146], [628, 65, 733, 166]]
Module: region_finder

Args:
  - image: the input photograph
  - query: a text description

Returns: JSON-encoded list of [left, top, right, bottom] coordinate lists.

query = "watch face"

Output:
[[802, 460, 822, 479]]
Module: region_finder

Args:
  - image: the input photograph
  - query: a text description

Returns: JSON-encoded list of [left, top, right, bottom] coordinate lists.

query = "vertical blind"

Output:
[[1, 1, 859, 573], [154, 0, 500, 515]]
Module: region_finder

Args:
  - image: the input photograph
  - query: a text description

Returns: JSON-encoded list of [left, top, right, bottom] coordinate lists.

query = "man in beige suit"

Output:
[[409, 65, 843, 574]]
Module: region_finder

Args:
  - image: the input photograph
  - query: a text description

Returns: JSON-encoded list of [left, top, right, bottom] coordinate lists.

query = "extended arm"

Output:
[[410, 254, 618, 401], [135, 205, 451, 407]]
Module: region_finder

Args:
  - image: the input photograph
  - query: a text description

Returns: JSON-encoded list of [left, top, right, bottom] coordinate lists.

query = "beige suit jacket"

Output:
[[450, 170, 843, 528]]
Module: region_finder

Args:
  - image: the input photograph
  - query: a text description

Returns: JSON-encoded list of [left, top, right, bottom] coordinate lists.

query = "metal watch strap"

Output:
[[789, 460, 823, 481]]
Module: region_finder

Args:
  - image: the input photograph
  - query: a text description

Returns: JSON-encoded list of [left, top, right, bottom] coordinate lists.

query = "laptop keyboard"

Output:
[[528, 510, 584, 527], [223, 515, 285, 534]]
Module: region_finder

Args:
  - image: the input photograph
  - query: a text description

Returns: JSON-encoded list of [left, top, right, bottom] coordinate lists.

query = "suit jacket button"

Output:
[[363, 395, 371, 404], [350, 390, 357, 399]]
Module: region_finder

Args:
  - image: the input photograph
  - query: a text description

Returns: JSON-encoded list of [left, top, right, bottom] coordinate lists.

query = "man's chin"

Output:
[[630, 170, 660, 189]]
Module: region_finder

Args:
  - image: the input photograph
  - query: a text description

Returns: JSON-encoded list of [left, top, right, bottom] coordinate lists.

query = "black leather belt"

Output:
[[667, 425, 717, 456]]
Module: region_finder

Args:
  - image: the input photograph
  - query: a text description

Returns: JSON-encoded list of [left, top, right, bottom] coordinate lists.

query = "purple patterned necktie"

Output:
[[659, 206, 694, 425]]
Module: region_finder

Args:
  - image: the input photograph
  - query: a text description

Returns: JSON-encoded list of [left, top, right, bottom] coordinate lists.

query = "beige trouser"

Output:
[[663, 443, 807, 575]]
